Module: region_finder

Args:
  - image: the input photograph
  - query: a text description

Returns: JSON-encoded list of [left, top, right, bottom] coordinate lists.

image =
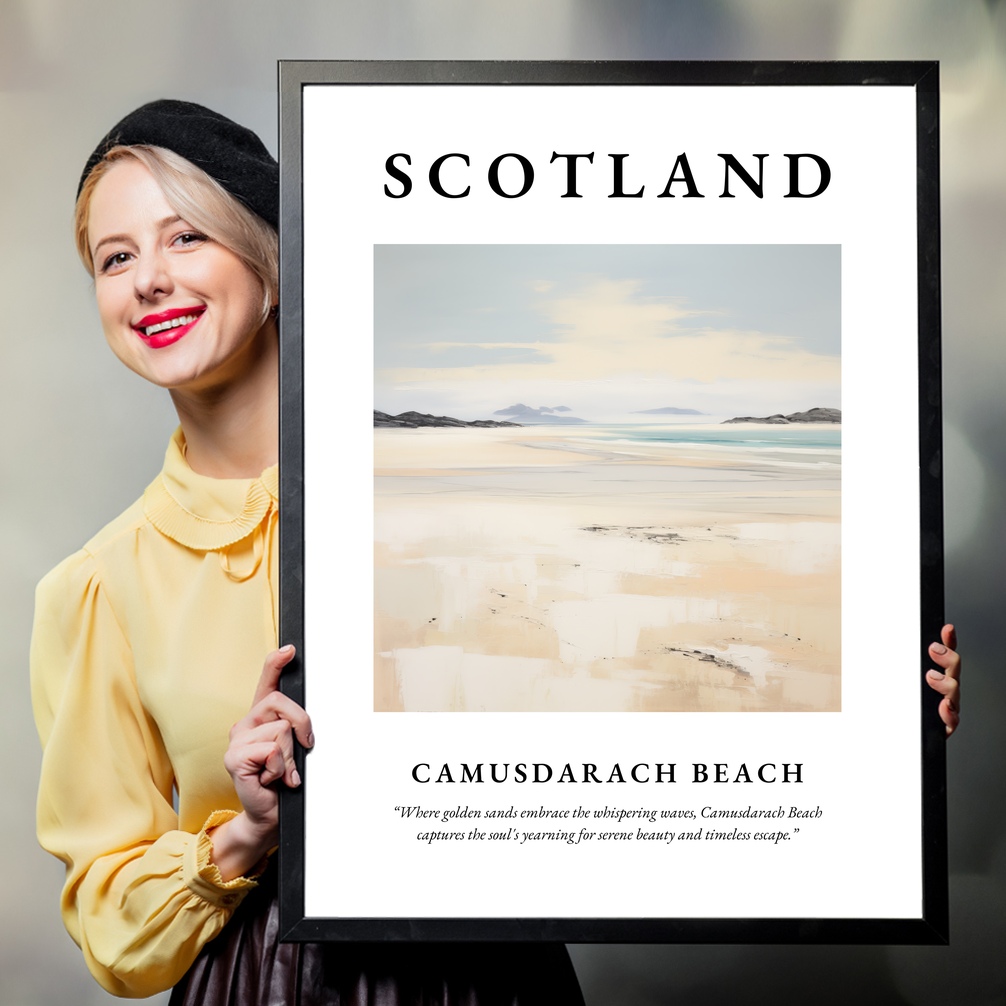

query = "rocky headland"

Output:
[[723, 407, 841, 425], [374, 410, 523, 429]]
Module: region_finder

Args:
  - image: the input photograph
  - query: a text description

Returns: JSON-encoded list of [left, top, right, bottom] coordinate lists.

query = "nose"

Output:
[[133, 247, 173, 303]]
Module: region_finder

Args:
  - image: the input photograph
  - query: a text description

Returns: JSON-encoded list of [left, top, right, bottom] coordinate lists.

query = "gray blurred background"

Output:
[[1, 1, 1003, 1003]]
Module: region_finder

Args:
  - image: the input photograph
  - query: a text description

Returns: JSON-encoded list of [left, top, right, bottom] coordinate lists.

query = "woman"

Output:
[[31, 100, 585, 1003]]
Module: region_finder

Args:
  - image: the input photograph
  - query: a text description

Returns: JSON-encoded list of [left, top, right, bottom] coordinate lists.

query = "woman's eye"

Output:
[[101, 251, 132, 273], [173, 231, 208, 248]]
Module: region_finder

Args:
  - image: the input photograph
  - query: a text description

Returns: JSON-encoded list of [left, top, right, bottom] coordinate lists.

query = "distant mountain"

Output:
[[374, 410, 523, 429], [631, 407, 705, 415], [722, 407, 841, 425], [492, 403, 587, 424], [494, 403, 572, 417]]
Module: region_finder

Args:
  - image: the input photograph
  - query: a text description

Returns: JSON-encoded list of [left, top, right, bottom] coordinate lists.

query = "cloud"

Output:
[[379, 278, 839, 386], [418, 340, 556, 359]]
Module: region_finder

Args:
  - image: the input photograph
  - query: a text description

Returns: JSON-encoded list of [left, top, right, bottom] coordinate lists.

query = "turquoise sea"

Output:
[[537, 423, 842, 452]]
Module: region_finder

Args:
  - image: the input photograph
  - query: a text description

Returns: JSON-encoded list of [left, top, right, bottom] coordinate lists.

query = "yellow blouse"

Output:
[[31, 428, 279, 998]]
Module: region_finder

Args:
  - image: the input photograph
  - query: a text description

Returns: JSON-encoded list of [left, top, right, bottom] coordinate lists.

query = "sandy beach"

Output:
[[374, 425, 840, 713]]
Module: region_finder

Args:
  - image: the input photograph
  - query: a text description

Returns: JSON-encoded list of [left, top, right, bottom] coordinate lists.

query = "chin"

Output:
[[110, 322, 271, 393], [122, 354, 216, 391]]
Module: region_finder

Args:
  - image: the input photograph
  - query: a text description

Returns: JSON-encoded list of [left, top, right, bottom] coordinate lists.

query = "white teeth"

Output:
[[142, 313, 199, 337]]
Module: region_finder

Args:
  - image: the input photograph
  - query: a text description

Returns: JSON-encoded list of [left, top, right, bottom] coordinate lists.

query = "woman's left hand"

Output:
[[926, 624, 961, 737]]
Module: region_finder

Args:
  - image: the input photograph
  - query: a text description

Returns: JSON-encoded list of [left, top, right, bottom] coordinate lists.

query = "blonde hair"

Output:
[[75, 145, 278, 322]]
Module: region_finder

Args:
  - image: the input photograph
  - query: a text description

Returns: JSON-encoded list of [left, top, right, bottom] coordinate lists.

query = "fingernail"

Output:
[[306, 732, 315, 748], [292, 768, 301, 787], [928, 670, 944, 680], [280, 644, 295, 654], [931, 643, 947, 655]]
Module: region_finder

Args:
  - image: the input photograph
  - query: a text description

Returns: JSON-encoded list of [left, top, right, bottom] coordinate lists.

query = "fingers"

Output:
[[226, 720, 301, 788], [923, 682, 960, 737], [927, 624, 961, 737], [939, 697, 961, 737], [225, 739, 289, 788], [244, 644, 314, 750], [233, 689, 314, 750], [928, 644, 961, 680], [225, 645, 313, 805], [941, 623, 958, 653], [926, 667, 959, 707], [928, 630, 961, 683], [252, 644, 297, 706]]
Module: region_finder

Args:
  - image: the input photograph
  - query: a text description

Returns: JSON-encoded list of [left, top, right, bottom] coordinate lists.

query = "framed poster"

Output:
[[277, 61, 946, 943]]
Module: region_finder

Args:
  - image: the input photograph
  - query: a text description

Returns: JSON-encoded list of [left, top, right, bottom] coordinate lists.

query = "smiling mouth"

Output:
[[135, 307, 206, 338], [131, 307, 207, 349]]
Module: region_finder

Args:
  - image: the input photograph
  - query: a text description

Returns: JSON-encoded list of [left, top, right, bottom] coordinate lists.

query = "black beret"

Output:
[[78, 99, 278, 228]]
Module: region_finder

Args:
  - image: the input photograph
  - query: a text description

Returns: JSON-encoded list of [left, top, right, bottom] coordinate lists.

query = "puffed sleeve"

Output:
[[31, 549, 262, 998]]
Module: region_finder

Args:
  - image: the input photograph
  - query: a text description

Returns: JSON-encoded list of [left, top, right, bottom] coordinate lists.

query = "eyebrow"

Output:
[[91, 214, 185, 258]]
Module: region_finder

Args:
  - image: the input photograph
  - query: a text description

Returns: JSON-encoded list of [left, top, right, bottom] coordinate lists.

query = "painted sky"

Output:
[[374, 245, 840, 422]]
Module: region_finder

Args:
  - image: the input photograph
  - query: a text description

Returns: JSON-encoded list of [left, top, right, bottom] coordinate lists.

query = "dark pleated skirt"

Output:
[[169, 870, 584, 1006]]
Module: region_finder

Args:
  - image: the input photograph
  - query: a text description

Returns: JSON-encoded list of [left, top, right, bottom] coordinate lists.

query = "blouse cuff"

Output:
[[183, 810, 269, 909]]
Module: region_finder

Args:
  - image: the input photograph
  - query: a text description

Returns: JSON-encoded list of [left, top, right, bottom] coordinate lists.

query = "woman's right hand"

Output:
[[209, 645, 314, 881]]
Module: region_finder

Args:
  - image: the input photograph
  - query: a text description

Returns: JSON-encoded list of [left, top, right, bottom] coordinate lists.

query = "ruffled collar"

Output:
[[143, 428, 278, 551]]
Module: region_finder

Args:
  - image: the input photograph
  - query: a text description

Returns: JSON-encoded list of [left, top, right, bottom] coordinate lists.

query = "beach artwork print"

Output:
[[374, 245, 840, 713]]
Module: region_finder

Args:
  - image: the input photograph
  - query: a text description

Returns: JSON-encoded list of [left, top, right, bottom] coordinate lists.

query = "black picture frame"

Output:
[[277, 60, 945, 944]]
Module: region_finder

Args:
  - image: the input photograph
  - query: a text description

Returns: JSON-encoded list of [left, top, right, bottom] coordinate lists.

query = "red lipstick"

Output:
[[132, 306, 205, 349]]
